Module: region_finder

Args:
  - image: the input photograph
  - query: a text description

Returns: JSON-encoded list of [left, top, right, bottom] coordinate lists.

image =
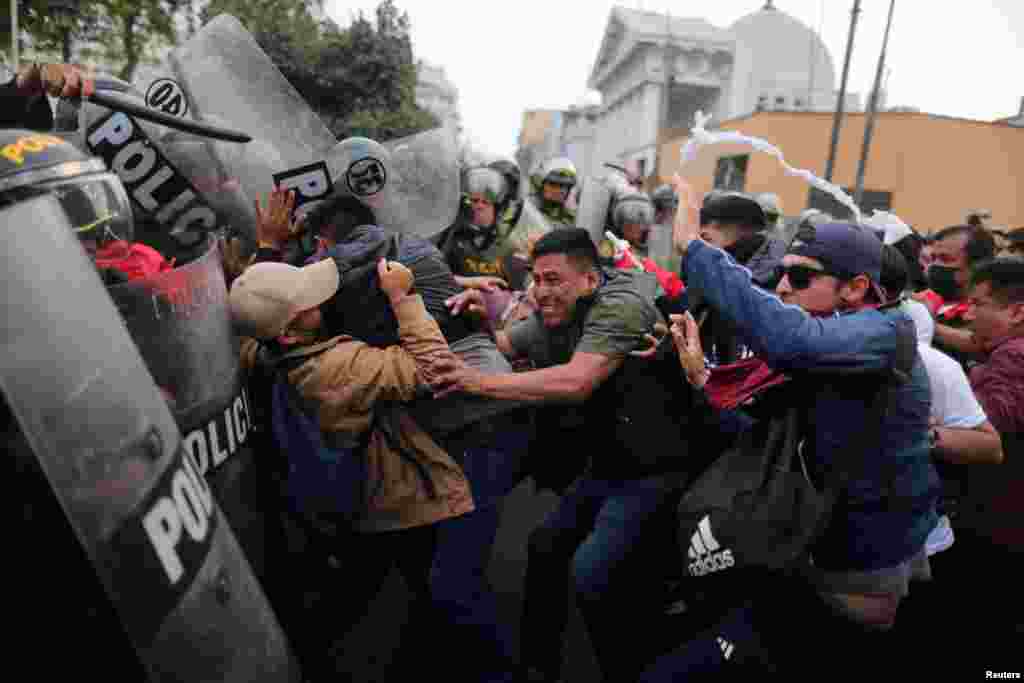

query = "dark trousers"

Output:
[[520, 475, 673, 682], [266, 515, 439, 683], [893, 527, 1023, 675]]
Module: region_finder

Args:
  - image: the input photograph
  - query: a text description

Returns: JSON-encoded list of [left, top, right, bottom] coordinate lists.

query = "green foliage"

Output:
[[236, 0, 439, 142], [10, 0, 184, 81]]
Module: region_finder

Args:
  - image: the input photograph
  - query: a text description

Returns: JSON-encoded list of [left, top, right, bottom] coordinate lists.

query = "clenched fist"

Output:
[[378, 258, 414, 302]]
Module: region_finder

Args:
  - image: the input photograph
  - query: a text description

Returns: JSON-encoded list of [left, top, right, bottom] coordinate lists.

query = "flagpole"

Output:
[[853, 0, 896, 206]]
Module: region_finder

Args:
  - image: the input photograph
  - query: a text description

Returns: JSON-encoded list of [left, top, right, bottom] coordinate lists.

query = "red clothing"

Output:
[[613, 251, 685, 299], [968, 336, 1024, 548], [704, 357, 789, 411], [95, 241, 173, 281], [970, 337, 1024, 435]]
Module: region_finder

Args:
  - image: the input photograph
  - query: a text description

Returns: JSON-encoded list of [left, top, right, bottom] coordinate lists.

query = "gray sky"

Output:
[[324, 0, 1024, 159]]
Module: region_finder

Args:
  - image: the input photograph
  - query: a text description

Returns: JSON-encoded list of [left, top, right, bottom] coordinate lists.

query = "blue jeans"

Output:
[[429, 428, 529, 683], [520, 475, 675, 681]]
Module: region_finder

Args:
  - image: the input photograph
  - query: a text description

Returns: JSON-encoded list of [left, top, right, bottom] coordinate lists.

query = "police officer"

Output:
[[529, 156, 577, 226], [438, 164, 521, 291], [0, 128, 174, 284]]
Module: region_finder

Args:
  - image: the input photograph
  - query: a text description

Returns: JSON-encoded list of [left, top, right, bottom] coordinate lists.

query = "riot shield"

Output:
[[574, 170, 635, 244], [380, 126, 460, 238], [575, 174, 614, 243], [105, 237, 273, 581], [169, 14, 335, 169], [0, 194, 297, 682], [501, 198, 554, 290], [167, 14, 459, 238]]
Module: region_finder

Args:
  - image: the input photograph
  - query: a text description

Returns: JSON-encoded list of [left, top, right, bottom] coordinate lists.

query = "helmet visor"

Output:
[[46, 173, 135, 245], [464, 167, 507, 205]]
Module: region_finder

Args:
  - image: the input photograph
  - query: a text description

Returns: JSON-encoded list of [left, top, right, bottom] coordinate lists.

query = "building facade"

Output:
[[520, 2, 861, 186], [656, 109, 1024, 233]]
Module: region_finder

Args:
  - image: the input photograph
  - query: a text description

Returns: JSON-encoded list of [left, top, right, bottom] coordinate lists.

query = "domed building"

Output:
[[728, 1, 838, 116], [538, 2, 860, 184]]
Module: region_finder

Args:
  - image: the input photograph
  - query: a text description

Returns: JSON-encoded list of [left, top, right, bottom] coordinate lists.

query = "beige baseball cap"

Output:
[[228, 259, 340, 340]]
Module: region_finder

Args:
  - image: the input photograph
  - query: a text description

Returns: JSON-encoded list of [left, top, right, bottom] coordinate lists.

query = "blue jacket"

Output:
[[683, 241, 939, 572]]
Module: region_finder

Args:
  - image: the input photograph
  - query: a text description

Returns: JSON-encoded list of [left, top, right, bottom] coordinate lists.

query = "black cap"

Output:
[[699, 192, 767, 230]]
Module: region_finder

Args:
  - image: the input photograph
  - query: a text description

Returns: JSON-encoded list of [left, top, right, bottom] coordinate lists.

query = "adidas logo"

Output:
[[716, 636, 735, 661], [686, 515, 735, 576]]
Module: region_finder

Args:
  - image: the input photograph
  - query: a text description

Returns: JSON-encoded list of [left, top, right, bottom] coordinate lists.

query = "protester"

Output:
[[434, 228, 712, 682], [688, 191, 786, 365], [231, 232, 475, 680], [651, 176, 939, 677], [913, 224, 996, 367]]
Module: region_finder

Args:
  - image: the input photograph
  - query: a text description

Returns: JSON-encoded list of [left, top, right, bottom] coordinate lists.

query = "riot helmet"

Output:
[[487, 158, 522, 203], [533, 156, 577, 203], [0, 129, 134, 252], [462, 166, 509, 230], [327, 136, 392, 206], [610, 192, 656, 248], [756, 192, 784, 228], [650, 184, 679, 214]]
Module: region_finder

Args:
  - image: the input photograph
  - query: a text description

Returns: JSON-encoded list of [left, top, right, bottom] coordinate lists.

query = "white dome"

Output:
[[729, 4, 836, 110]]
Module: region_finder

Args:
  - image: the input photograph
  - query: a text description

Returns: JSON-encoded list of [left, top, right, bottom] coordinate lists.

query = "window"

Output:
[[714, 154, 749, 191], [806, 186, 893, 220]]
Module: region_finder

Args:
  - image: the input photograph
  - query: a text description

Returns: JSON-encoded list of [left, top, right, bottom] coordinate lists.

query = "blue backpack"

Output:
[[270, 353, 369, 520]]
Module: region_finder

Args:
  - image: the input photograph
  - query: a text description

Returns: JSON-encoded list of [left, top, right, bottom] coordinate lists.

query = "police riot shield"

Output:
[[574, 169, 634, 244], [105, 237, 273, 582], [574, 174, 614, 244], [377, 126, 461, 239], [0, 194, 297, 682], [76, 96, 258, 264], [164, 14, 459, 238]]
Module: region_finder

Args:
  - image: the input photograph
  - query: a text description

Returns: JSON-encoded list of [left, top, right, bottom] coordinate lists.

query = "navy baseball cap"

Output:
[[788, 222, 883, 283]]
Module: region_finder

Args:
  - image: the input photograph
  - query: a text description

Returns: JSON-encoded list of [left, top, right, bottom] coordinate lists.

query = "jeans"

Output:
[[520, 475, 675, 682], [428, 428, 529, 683]]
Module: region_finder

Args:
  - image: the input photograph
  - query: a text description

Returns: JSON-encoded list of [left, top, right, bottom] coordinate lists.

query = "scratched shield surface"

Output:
[[106, 237, 273, 580], [0, 195, 296, 682]]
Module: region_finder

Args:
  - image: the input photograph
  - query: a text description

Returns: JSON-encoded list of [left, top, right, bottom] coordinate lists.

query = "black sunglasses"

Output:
[[775, 264, 845, 289]]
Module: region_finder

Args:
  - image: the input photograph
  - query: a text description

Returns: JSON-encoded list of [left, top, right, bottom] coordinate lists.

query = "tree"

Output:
[[307, 0, 438, 140], [10, 0, 186, 82], [206, 0, 438, 142]]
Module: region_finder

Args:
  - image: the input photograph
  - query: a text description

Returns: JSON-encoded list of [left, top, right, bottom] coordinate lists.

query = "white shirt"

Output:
[[917, 342, 987, 555], [919, 343, 986, 430]]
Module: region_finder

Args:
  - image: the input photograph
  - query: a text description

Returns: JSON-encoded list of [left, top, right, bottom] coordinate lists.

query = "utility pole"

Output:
[[824, 0, 861, 182], [655, 9, 672, 182], [854, 0, 896, 206], [10, 0, 18, 69]]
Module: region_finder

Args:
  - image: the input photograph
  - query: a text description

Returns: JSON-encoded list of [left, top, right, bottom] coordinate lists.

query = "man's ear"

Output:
[[840, 274, 871, 306], [1007, 301, 1024, 327], [582, 267, 600, 296]]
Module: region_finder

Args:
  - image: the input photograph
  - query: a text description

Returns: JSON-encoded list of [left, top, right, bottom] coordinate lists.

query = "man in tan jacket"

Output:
[[229, 254, 474, 680]]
